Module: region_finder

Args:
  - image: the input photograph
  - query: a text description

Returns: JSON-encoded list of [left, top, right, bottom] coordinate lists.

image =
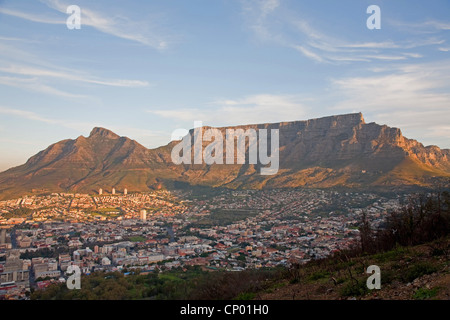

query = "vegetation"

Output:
[[128, 236, 147, 243], [86, 207, 123, 219], [358, 191, 450, 254], [413, 287, 439, 300], [31, 266, 282, 300], [2, 207, 33, 219]]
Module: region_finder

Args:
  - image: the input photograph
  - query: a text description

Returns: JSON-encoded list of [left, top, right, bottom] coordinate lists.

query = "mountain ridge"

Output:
[[0, 113, 449, 200]]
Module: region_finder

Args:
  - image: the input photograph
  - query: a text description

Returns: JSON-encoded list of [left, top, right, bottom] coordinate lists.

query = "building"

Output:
[[140, 209, 147, 221], [112, 188, 116, 195], [99, 188, 103, 195], [148, 254, 164, 263], [35, 268, 60, 280], [124, 188, 127, 195], [0, 250, 29, 287], [33, 258, 60, 279], [58, 254, 72, 271], [18, 236, 32, 248]]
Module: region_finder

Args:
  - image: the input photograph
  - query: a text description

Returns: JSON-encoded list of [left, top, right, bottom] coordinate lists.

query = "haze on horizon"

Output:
[[0, 0, 450, 172]]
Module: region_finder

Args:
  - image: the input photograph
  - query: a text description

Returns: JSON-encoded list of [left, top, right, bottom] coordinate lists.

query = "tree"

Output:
[[358, 210, 373, 253]]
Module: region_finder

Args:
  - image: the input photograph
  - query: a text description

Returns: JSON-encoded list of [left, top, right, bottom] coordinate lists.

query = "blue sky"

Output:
[[0, 0, 449, 171]]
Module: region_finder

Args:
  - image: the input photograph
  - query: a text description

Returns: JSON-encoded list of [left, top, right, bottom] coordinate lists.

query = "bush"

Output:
[[413, 287, 439, 300], [235, 292, 256, 300], [189, 268, 280, 300], [404, 262, 438, 283], [340, 280, 369, 297], [372, 246, 406, 263], [358, 192, 450, 255], [308, 270, 330, 281]]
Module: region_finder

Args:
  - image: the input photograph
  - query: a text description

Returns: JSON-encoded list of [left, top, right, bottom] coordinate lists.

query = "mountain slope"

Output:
[[0, 113, 449, 199], [0, 127, 179, 198]]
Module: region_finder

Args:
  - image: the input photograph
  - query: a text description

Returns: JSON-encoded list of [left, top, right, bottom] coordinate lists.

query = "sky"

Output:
[[0, 0, 449, 171]]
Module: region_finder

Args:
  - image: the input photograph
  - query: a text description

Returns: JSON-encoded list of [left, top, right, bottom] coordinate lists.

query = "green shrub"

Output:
[[413, 287, 439, 300], [373, 246, 406, 263], [404, 262, 438, 283], [235, 292, 256, 300], [340, 280, 369, 297], [308, 270, 330, 281], [381, 270, 397, 285]]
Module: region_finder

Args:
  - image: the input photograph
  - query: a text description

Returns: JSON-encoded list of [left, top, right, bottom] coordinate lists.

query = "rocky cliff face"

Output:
[[0, 113, 449, 199], [172, 112, 450, 188]]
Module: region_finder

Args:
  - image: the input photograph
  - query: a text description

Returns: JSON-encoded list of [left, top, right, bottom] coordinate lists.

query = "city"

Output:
[[0, 188, 408, 300]]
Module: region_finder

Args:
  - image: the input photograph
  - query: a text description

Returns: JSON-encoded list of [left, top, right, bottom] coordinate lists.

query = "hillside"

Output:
[[30, 236, 450, 301], [256, 237, 450, 300]]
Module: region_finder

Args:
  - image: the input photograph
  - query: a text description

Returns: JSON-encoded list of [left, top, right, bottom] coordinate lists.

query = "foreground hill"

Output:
[[30, 236, 450, 300], [0, 113, 449, 199], [256, 237, 450, 300]]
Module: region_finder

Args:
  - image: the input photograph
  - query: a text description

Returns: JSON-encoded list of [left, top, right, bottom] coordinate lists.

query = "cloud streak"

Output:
[[330, 60, 450, 148], [0, 106, 99, 132], [0, 106, 176, 151], [0, 7, 63, 24], [41, 0, 169, 49], [0, 75, 86, 98], [0, 64, 149, 88], [241, 0, 445, 64], [0, 0, 170, 49], [148, 94, 313, 127]]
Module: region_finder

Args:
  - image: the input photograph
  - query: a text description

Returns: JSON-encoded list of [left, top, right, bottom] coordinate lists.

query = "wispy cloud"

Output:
[[0, 7, 63, 24], [0, 106, 100, 132], [42, 0, 169, 49], [0, 106, 59, 124], [0, 105, 173, 150], [390, 19, 450, 34], [0, 75, 86, 98], [0, 64, 149, 88], [330, 60, 450, 147], [292, 45, 324, 63], [0, 36, 40, 43], [0, 0, 170, 49], [148, 94, 313, 127], [0, 39, 150, 98], [241, 0, 444, 64]]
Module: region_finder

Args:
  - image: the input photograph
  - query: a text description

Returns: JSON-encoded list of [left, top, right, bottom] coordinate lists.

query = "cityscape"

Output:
[[0, 187, 407, 299]]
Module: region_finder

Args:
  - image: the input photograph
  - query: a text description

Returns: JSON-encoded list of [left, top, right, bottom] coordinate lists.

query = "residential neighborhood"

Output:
[[0, 188, 408, 299]]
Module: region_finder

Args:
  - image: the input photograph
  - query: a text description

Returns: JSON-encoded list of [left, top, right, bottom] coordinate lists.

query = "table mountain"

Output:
[[0, 113, 449, 199]]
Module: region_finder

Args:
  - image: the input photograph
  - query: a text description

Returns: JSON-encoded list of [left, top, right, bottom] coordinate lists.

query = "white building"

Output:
[[140, 209, 147, 221], [101, 257, 111, 266]]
